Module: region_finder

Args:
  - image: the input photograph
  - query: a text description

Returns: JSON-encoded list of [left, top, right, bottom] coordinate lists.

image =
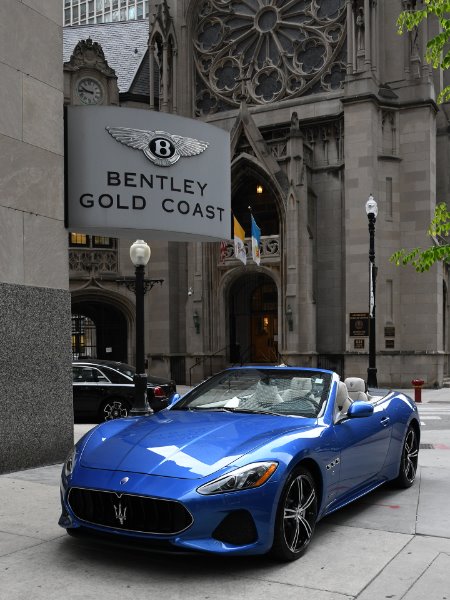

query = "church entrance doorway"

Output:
[[229, 273, 278, 364], [71, 300, 128, 363]]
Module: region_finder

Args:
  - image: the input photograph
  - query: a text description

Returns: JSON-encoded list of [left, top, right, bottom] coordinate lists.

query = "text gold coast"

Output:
[[78, 171, 225, 221]]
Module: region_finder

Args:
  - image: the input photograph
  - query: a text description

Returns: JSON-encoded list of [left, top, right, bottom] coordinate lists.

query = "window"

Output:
[[92, 236, 114, 248], [69, 233, 116, 249], [72, 366, 109, 383], [69, 233, 89, 247]]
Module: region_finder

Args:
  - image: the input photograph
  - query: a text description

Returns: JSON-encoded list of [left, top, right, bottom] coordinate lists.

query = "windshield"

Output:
[[173, 368, 332, 418]]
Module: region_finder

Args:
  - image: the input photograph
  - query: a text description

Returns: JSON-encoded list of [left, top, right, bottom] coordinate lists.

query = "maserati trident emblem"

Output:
[[113, 502, 127, 525], [106, 126, 209, 167]]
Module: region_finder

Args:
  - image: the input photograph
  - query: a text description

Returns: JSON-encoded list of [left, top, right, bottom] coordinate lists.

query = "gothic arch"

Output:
[[231, 154, 285, 219], [71, 287, 136, 363], [217, 264, 282, 360]]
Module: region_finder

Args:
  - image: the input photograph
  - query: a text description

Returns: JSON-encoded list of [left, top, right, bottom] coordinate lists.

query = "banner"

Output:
[[251, 215, 261, 265], [233, 217, 246, 265]]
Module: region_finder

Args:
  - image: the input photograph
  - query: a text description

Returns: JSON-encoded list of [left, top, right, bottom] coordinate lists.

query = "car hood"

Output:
[[80, 410, 315, 479]]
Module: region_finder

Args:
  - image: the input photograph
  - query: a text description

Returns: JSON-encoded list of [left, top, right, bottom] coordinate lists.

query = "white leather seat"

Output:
[[281, 377, 313, 402], [291, 377, 312, 395], [344, 377, 369, 402], [334, 381, 352, 420], [252, 381, 283, 405]]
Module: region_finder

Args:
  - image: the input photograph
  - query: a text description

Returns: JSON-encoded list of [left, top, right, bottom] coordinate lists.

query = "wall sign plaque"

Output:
[[349, 313, 369, 337]]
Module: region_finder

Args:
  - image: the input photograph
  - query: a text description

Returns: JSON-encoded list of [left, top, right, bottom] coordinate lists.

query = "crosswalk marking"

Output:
[[416, 406, 449, 426]]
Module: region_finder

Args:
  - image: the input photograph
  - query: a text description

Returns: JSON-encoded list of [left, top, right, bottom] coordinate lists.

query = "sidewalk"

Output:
[[0, 389, 449, 599], [397, 386, 450, 403]]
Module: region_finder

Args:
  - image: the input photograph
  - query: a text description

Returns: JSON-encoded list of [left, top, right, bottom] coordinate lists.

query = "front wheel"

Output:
[[270, 466, 318, 562], [394, 425, 419, 488], [99, 398, 130, 422]]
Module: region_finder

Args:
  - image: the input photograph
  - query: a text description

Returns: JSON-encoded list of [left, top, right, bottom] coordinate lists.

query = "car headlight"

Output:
[[63, 446, 77, 478], [197, 461, 278, 495]]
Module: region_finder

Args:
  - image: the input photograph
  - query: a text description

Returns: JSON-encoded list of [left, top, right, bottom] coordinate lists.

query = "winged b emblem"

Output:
[[106, 126, 209, 167]]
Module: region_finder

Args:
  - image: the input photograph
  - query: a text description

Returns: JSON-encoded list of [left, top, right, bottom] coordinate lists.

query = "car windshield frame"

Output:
[[173, 368, 332, 418]]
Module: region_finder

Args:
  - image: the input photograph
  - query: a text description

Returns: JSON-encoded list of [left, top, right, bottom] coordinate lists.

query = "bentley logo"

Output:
[[106, 126, 209, 167], [113, 502, 127, 525]]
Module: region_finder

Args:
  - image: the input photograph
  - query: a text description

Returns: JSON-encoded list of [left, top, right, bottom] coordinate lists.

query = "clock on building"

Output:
[[76, 76, 104, 105]]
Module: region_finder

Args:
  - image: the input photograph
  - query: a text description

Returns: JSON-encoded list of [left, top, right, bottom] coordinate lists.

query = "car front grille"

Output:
[[68, 487, 193, 535]]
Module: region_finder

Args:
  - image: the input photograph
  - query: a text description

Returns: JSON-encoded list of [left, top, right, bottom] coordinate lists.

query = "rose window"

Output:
[[194, 0, 347, 114]]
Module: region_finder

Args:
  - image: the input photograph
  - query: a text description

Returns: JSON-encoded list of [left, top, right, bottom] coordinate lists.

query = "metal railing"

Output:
[[219, 235, 280, 265]]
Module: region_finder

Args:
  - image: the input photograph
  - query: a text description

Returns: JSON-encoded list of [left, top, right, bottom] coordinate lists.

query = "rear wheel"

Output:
[[270, 466, 318, 562], [99, 398, 130, 422], [394, 425, 419, 488]]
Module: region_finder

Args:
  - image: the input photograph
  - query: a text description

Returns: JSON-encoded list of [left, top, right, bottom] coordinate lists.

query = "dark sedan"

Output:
[[72, 359, 176, 422]]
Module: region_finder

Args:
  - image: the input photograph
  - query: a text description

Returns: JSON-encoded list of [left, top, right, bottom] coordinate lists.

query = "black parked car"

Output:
[[72, 359, 177, 422]]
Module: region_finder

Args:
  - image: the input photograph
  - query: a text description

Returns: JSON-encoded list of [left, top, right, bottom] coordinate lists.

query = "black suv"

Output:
[[72, 359, 177, 422]]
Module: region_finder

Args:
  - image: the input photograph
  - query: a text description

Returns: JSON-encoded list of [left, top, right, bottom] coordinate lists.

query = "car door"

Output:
[[72, 366, 108, 418], [332, 402, 392, 499]]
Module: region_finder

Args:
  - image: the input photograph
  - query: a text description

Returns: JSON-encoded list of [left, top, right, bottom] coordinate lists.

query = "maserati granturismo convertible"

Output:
[[59, 367, 420, 561]]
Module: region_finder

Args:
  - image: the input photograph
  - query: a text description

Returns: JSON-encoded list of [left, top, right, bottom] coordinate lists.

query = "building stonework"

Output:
[[65, 0, 449, 388], [0, 0, 72, 473]]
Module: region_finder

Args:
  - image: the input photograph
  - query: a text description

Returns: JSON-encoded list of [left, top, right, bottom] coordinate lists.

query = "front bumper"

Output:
[[60, 465, 280, 556]]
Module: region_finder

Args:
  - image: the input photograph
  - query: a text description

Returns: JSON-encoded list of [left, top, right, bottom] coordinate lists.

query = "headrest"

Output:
[[336, 381, 349, 411], [291, 377, 312, 392], [344, 377, 366, 393]]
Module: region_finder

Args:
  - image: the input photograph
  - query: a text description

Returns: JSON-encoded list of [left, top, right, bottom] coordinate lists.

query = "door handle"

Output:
[[380, 416, 390, 427]]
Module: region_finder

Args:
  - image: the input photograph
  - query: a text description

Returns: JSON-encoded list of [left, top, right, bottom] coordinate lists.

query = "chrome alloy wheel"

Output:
[[102, 400, 129, 421], [282, 473, 317, 554], [402, 428, 419, 484]]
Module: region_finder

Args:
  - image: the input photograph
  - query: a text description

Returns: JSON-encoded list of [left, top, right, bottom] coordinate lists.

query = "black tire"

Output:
[[393, 425, 419, 488], [99, 398, 131, 422], [270, 465, 318, 562]]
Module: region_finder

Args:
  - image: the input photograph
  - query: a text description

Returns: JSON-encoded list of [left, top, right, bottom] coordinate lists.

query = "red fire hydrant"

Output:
[[411, 379, 425, 403]]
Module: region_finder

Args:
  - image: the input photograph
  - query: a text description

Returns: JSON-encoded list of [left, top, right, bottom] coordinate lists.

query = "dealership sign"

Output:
[[65, 106, 231, 241]]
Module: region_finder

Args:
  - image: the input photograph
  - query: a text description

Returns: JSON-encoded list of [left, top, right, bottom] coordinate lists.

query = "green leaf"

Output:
[[391, 203, 450, 272]]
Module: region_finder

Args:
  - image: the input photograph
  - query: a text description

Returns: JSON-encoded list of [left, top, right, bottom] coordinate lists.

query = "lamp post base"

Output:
[[367, 367, 378, 390], [130, 373, 152, 416]]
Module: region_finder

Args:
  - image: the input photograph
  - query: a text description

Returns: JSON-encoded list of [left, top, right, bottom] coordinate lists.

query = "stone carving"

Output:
[[356, 6, 365, 51], [194, 0, 347, 114], [65, 38, 116, 77]]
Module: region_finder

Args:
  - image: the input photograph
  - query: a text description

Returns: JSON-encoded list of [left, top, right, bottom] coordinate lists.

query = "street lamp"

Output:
[[130, 240, 152, 416], [365, 195, 378, 389]]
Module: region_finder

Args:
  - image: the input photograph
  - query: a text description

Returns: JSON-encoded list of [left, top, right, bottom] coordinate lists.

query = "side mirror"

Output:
[[347, 401, 374, 419]]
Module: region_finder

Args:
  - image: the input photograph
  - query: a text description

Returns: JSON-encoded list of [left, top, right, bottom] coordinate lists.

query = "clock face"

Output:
[[76, 77, 104, 105]]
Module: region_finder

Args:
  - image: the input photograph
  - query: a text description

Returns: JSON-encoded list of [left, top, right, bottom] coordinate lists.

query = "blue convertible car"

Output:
[[59, 367, 420, 561]]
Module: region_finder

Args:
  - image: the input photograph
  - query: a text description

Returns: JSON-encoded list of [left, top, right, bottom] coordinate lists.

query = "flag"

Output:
[[251, 215, 261, 265], [233, 216, 246, 265], [219, 241, 228, 263]]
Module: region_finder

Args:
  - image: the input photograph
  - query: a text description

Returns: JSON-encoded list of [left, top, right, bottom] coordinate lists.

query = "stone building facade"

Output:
[[64, 0, 449, 388], [0, 1, 73, 473]]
